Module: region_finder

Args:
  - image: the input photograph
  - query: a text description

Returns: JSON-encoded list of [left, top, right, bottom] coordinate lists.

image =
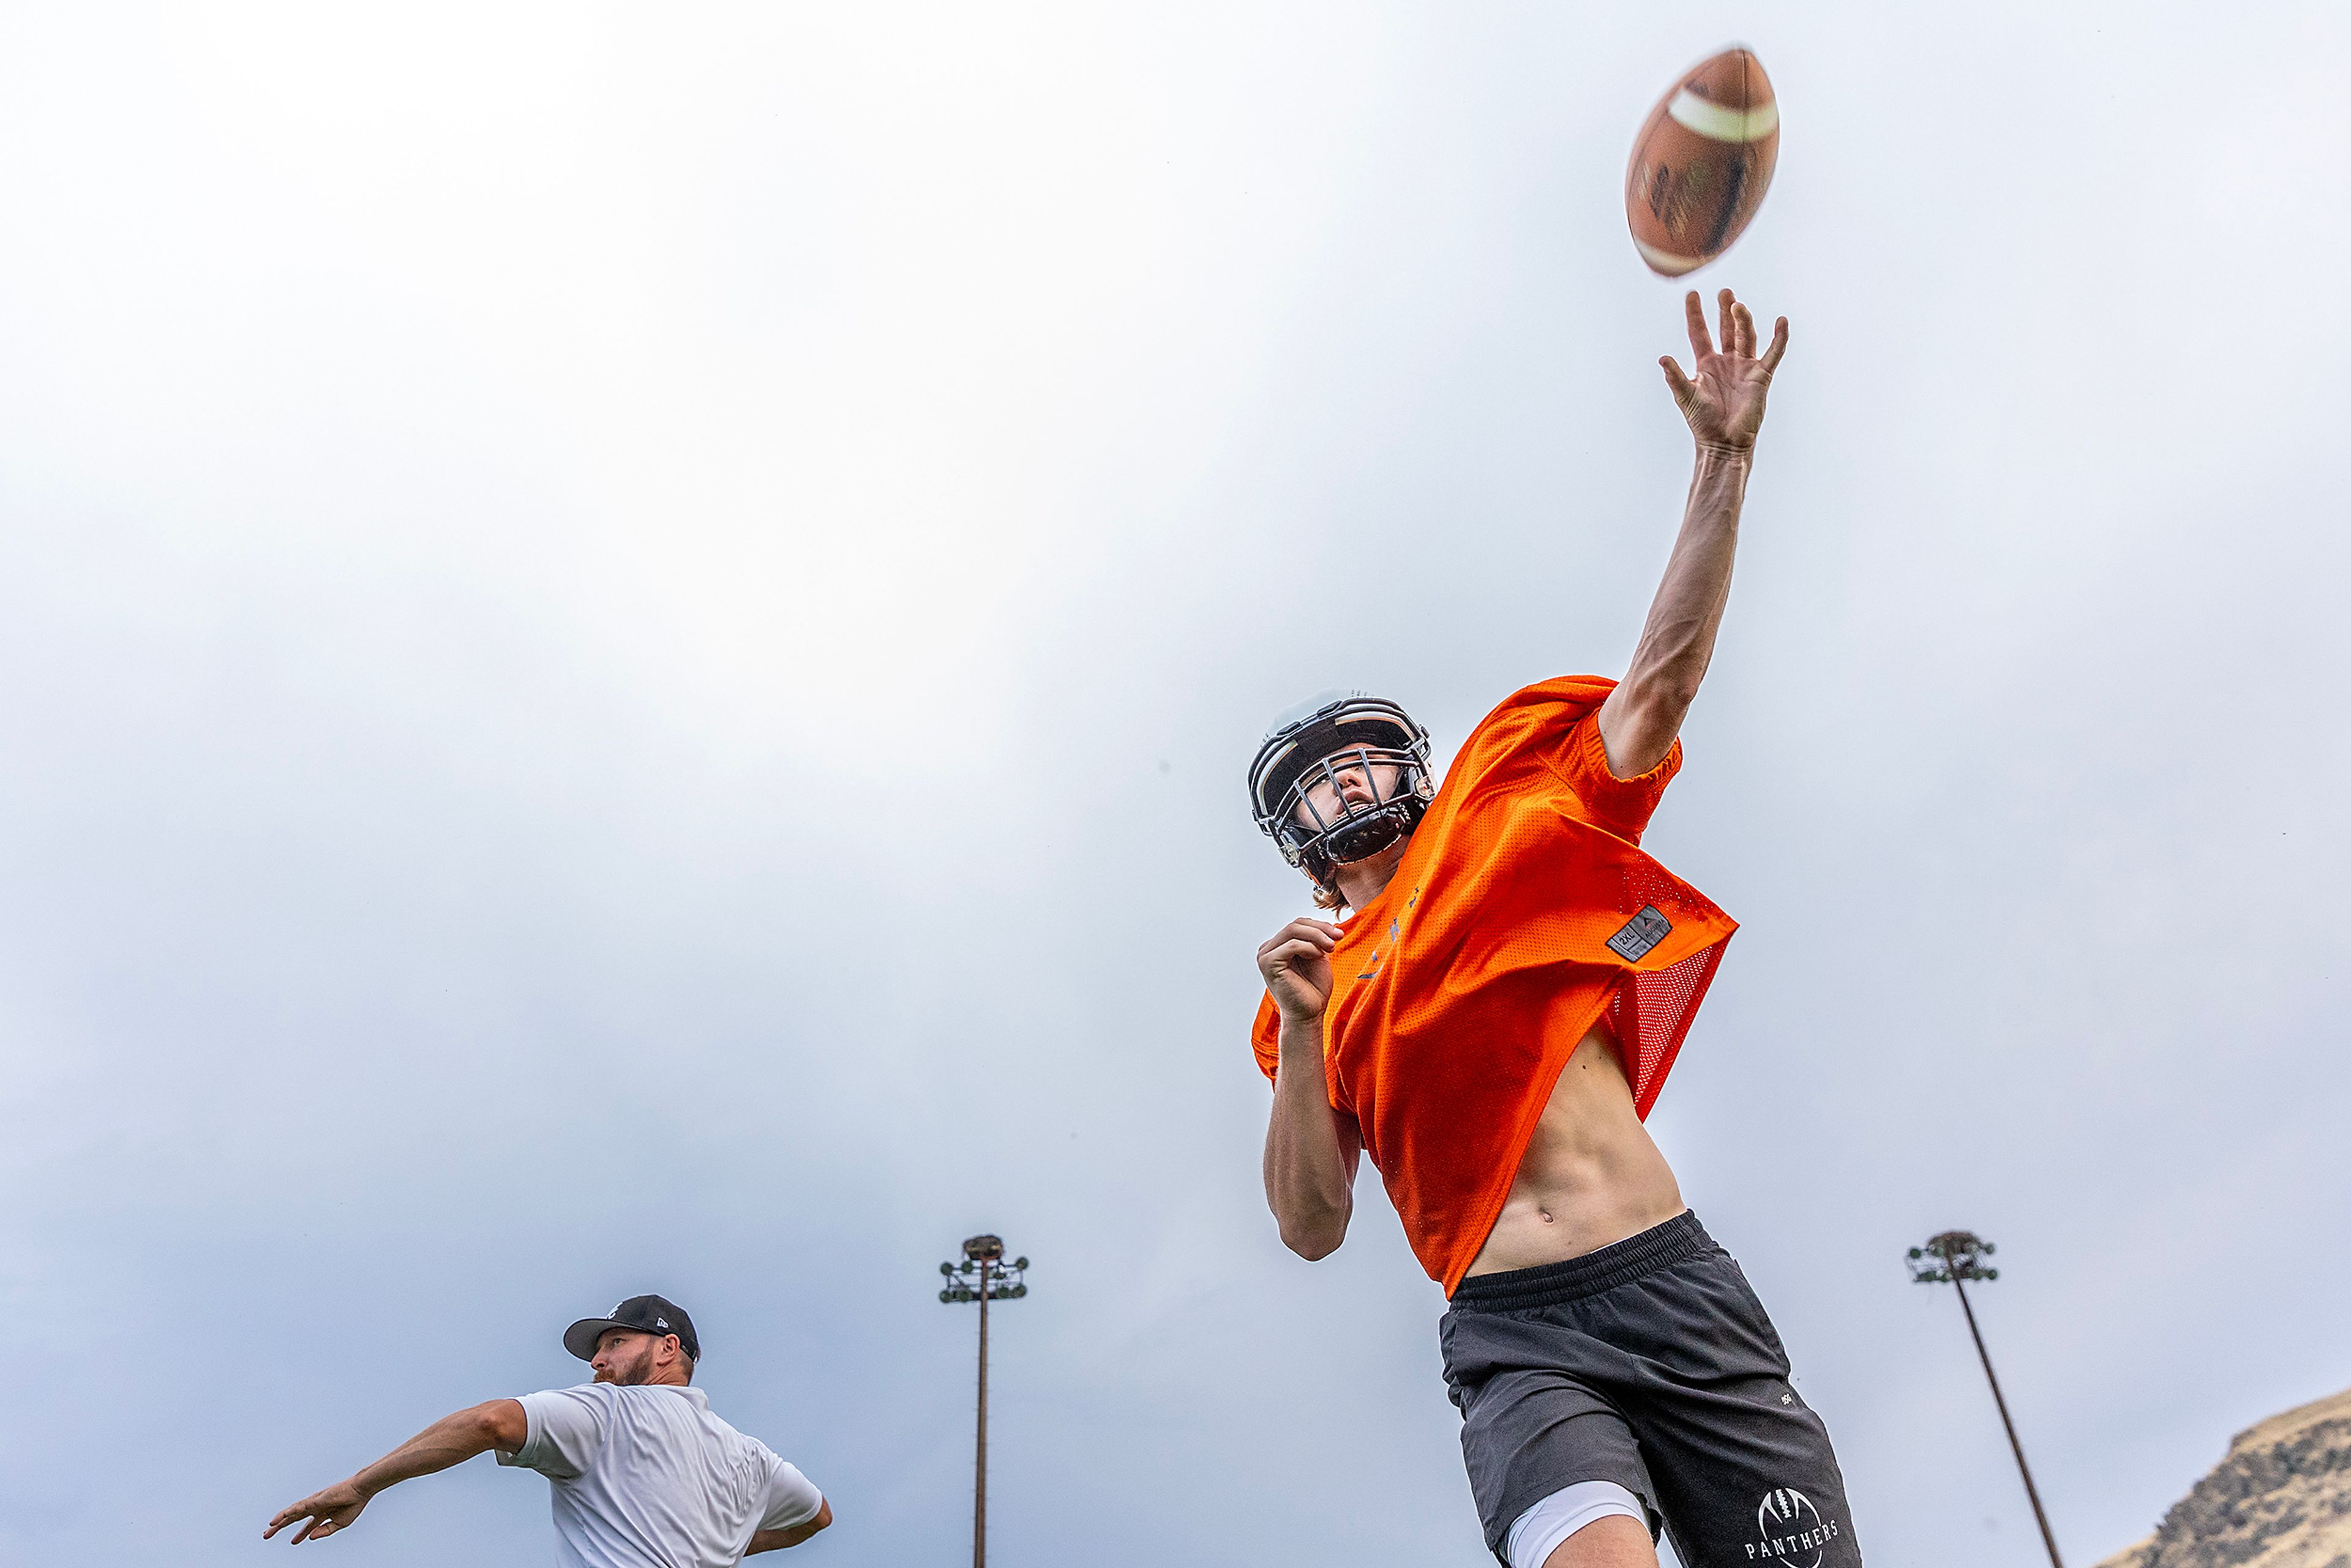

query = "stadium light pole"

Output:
[[939, 1234, 1029, 1568], [1908, 1229, 2063, 1568]]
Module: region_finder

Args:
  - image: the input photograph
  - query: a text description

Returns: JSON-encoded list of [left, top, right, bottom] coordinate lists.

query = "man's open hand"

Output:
[[1660, 288, 1788, 452], [264, 1479, 370, 1544]]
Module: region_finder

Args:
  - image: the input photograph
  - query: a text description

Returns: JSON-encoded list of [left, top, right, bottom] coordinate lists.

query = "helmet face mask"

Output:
[[1248, 692, 1436, 902]]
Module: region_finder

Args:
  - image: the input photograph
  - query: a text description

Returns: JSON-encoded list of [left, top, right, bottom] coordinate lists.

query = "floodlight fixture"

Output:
[[936, 1232, 1032, 1568], [1910, 1229, 2060, 1568]]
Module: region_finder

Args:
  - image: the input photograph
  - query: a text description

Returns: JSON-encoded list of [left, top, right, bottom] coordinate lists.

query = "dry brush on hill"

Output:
[[2096, 1388, 2351, 1568]]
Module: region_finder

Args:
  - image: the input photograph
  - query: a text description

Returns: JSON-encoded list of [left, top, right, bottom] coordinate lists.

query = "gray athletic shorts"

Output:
[[1440, 1211, 1862, 1568]]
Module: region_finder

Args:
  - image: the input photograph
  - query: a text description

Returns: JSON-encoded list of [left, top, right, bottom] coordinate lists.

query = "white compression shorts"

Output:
[[1505, 1480, 1648, 1568]]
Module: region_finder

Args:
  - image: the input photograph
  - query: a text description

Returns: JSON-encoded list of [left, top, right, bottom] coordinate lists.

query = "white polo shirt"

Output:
[[497, 1382, 823, 1568]]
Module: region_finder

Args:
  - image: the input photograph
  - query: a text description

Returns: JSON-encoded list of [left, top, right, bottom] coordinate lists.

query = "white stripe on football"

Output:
[[1631, 236, 1706, 277], [1667, 89, 1779, 144]]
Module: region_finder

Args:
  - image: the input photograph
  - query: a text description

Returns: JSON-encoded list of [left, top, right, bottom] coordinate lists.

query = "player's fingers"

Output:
[[1659, 356, 1695, 408], [1717, 289, 1736, 356], [1262, 923, 1319, 957], [1732, 301, 1755, 358], [1682, 290, 1711, 360], [1760, 315, 1790, 373]]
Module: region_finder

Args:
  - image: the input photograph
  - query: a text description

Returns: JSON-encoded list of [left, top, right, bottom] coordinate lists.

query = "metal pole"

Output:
[[974, 1256, 991, 1568], [939, 1236, 1024, 1568], [1949, 1267, 2063, 1568]]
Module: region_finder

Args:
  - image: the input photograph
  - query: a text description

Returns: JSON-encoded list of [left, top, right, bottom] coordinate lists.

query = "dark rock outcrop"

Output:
[[2096, 1389, 2351, 1568]]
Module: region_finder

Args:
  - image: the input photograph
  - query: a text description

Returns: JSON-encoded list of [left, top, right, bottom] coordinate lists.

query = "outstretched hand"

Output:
[[264, 1479, 370, 1544], [1660, 288, 1788, 452]]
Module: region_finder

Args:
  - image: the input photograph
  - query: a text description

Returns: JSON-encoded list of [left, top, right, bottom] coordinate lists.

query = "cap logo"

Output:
[[656, 1318, 669, 1330]]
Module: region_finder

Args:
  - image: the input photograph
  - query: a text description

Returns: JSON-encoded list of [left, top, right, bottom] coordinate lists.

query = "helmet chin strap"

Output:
[[1323, 805, 1411, 865], [1307, 808, 1412, 911]]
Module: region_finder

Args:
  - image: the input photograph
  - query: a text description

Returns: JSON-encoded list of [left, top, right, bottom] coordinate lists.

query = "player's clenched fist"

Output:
[[1258, 918, 1344, 1025]]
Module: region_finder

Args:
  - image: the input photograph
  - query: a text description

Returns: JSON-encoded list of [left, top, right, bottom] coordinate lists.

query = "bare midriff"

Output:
[[1461, 1018, 1687, 1278]]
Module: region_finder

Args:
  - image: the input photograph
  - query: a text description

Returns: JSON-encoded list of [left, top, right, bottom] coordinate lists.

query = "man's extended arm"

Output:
[[263, 1399, 529, 1544], [1597, 288, 1789, 777], [748, 1498, 837, 1553]]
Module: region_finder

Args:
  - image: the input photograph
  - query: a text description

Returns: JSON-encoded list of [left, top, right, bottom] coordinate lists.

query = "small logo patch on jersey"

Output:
[[1607, 906, 1673, 962]]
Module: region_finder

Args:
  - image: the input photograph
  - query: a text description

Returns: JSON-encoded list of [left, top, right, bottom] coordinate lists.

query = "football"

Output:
[[1624, 47, 1779, 277]]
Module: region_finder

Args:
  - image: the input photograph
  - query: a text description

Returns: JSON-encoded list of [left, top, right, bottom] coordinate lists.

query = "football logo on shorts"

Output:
[[1747, 1487, 1840, 1565]]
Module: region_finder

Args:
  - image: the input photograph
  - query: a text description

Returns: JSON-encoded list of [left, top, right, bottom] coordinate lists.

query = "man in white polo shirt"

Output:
[[265, 1294, 833, 1564]]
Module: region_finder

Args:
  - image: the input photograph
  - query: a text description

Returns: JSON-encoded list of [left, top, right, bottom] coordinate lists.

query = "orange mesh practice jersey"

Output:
[[1250, 677, 1737, 1294]]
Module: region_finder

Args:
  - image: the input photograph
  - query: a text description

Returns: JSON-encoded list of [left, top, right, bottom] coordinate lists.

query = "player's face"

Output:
[[591, 1329, 663, 1386], [1294, 752, 1404, 831]]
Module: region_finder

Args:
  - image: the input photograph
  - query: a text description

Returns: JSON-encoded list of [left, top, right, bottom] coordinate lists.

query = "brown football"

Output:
[[1624, 47, 1779, 277]]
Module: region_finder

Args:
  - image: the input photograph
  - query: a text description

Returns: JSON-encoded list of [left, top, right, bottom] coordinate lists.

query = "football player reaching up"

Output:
[[1246, 290, 1861, 1568]]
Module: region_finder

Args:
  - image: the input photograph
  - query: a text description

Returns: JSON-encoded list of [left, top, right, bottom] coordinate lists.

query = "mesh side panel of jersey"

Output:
[[1608, 936, 1730, 1118]]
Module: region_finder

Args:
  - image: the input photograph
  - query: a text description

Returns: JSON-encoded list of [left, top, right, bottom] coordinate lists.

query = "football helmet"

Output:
[[1248, 689, 1436, 897]]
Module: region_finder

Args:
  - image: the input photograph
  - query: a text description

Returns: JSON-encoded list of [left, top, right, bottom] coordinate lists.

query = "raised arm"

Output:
[[263, 1398, 528, 1545], [1258, 918, 1363, 1259], [1597, 288, 1790, 777]]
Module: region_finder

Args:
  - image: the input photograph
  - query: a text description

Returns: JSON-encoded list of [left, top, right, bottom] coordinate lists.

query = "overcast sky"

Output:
[[2, 4, 2347, 1567]]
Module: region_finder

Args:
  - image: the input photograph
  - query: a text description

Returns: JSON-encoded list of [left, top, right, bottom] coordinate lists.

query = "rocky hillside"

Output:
[[2096, 1387, 2351, 1568]]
